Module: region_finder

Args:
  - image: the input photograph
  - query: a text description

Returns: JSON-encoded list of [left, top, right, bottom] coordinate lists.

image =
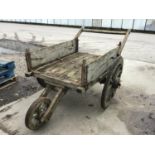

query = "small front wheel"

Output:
[[25, 97, 51, 130]]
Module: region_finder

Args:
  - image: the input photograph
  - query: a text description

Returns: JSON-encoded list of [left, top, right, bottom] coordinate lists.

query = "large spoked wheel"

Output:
[[25, 97, 51, 130], [101, 57, 123, 110]]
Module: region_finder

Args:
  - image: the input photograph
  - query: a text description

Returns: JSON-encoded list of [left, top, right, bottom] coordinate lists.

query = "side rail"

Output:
[[74, 28, 129, 37], [83, 28, 127, 35], [81, 47, 119, 87], [74, 28, 131, 57], [117, 29, 131, 55], [0, 39, 43, 52], [25, 28, 83, 73], [80, 29, 131, 87], [25, 39, 78, 72]]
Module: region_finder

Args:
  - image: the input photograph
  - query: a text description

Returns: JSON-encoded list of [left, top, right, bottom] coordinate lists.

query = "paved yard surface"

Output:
[[0, 23, 155, 134]]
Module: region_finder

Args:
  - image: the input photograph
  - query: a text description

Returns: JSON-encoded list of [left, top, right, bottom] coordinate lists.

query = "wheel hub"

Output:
[[25, 97, 51, 130]]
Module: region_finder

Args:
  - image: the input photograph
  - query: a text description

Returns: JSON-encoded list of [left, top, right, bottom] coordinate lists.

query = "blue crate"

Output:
[[0, 60, 15, 80], [0, 68, 8, 77], [0, 60, 15, 69], [0, 69, 15, 78]]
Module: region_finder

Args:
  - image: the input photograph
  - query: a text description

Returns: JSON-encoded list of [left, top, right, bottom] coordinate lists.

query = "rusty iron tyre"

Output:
[[37, 78, 46, 88], [25, 97, 51, 130], [101, 57, 123, 110]]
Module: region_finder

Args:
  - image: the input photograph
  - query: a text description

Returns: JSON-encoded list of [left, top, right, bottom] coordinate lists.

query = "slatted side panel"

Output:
[[30, 39, 77, 69], [86, 47, 119, 83], [0, 39, 43, 52]]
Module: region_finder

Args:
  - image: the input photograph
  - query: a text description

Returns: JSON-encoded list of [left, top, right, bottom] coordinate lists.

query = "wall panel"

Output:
[[1, 19, 154, 32]]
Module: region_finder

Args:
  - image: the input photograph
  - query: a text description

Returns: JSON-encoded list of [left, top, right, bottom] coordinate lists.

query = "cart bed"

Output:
[[36, 53, 100, 86], [25, 28, 130, 90]]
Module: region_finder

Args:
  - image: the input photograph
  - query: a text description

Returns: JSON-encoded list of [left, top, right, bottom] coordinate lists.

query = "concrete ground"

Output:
[[0, 23, 155, 135]]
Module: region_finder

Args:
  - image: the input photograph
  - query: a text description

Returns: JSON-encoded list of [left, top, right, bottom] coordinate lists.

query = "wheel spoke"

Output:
[[25, 97, 51, 130]]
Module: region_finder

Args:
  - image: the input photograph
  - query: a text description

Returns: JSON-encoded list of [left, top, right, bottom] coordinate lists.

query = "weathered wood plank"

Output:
[[117, 29, 131, 55], [81, 60, 87, 87], [74, 28, 83, 39], [41, 87, 67, 122], [34, 53, 99, 89], [0, 39, 43, 52], [25, 49, 32, 72], [33, 71, 85, 91], [86, 47, 119, 83], [83, 28, 126, 35], [34, 53, 100, 87], [30, 39, 77, 69]]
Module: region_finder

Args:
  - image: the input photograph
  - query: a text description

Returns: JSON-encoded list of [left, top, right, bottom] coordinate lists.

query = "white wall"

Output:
[[1, 19, 155, 31]]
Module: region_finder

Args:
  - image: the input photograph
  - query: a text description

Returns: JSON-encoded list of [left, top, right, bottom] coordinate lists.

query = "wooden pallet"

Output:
[[0, 76, 16, 90]]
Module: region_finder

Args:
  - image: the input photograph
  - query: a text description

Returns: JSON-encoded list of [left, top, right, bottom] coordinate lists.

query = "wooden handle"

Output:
[[74, 28, 83, 39], [83, 28, 127, 35], [117, 29, 131, 55]]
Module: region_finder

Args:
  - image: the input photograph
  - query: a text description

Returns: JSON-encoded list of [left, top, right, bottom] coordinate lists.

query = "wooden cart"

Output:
[[25, 28, 131, 130]]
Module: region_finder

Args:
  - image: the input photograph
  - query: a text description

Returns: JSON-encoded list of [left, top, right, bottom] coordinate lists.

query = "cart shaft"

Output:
[[41, 87, 67, 122], [117, 29, 131, 55]]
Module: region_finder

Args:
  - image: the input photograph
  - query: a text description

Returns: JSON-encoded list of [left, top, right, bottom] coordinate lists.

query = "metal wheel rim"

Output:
[[26, 98, 51, 130], [112, 65, 123, 88], [103, 64, 123, 108], [104, 79, 116, 107]]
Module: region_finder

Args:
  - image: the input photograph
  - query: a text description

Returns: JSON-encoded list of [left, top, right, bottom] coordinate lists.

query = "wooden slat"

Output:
[[25, 49, 32, 72], [0, 81, 16, 90], [81, 59, 87, 87], [74, 28, 83, 39], [30, 39, 77, 69], [0, 39, 43, 52], [34, 71, 85, 91], [86, 47, 119, 83], [0, 76, 16, 90], [83, 28, 126, 35], [34, 53, 100, 88], [117, 29, 131, 55]]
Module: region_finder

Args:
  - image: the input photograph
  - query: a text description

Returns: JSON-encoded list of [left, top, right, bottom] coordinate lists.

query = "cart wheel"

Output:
[[25, 97, 51, 130], [101, 57, 123, 110], [37, 78, 46, 88]]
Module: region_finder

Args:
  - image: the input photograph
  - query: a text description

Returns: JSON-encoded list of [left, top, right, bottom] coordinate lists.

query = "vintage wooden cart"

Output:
[[25, 28, 131, 130]]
